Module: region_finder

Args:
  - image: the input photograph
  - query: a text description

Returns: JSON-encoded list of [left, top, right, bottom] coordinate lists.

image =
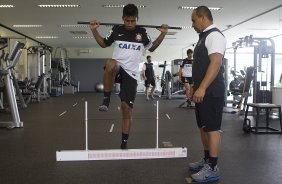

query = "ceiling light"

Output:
[[102, 5, 124, 8], [179, 6, 197, 10], [36, 36, 58, 39], [60, 25, 88, 28], [208, 7, 223, 11], [38, 5, 80, 8], [73, 36, 93, 39], [178, 6, 222, 11], [69, 31, 88, 35], [180, 26, 192, 29], [13, 25, 42, 28], [0, 5, 15, 8], [102, 5, 146, 8]]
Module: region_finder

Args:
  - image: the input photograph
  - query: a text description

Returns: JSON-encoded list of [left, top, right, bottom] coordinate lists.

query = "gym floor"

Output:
[[0, 93, 282, 184]]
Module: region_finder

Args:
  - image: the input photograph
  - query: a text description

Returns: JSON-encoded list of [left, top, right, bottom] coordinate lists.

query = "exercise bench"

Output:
[[243, 103, 282, 134]]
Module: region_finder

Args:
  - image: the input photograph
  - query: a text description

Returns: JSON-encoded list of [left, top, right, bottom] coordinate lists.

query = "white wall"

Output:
[[66, 45, 185, 61]]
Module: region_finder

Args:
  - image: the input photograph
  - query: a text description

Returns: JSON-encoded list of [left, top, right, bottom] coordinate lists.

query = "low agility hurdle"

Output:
[[56, 101, 187, 161]]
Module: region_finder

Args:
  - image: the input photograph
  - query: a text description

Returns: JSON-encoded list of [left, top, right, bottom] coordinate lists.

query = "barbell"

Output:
[[77, 21, 182, 30]]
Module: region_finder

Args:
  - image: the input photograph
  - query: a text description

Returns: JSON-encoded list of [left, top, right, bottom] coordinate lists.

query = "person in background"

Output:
[[142, 55, 156, 100], [179, 49, 193, 105]]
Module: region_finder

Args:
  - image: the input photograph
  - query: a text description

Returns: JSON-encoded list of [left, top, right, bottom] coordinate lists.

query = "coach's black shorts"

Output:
[[145, 78, 156, 87], [118, 67, 137, 108], [195, 95, 224, 132], [181, 77, 193, 84]]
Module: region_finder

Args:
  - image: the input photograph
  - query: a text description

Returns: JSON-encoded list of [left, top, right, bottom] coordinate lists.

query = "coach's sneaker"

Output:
[[189, 158, 207, 172], [191, 164, 220, 183]]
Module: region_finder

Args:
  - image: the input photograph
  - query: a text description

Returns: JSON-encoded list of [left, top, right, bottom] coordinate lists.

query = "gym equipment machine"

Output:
[[0, 41, 25, 128], [27, 46, 52, 102], [171, 59, 186, 97], [231, 35, 275, 108], [228, 69, 246, 107], [158, 61, 171, 99]]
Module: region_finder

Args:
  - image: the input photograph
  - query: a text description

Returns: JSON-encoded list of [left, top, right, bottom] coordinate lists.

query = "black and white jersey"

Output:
[[104, 25, 152, 80], [180, 58, 193, 77]]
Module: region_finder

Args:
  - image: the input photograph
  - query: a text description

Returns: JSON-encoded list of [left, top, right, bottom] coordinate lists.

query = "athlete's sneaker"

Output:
[[189, 158, 207, 172], [149, 95, 155, 100], [146, 96, 150, 101], [191, 164, 220, 183], [120, 140, 128, 149], [98, 105, 108, 112], [99, 97, 110, 112]]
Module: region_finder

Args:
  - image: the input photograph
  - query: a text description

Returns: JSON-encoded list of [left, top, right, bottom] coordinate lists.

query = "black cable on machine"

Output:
[[0, 23, 52, 50]]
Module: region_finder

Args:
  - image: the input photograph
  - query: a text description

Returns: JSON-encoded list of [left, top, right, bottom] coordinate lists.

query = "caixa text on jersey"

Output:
[[118, 43, 141, 51]]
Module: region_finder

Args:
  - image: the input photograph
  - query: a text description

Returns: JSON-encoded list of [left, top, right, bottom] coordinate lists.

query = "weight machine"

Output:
[[171, 59, 186, 96], [231, 35, 275, 110], [51, 47, 79, 95], [27, 46, 52, 102], [158, 61, 171, 99], [0, 41, 25, 128], [158, 59, 189, 100]]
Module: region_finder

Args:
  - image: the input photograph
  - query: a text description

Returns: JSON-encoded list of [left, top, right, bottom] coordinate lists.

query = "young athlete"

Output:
[[90, 3, 168, 149], [179, 49, 193, 105]]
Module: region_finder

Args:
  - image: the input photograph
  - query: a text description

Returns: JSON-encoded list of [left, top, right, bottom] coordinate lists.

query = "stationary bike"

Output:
[[228, 69, 245, 107], [159, 61, 172, 99]]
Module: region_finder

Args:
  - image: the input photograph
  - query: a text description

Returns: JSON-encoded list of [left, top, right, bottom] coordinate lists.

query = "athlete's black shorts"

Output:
[[117, 67, 137, 108], [144, 78, 156, 87], [195, 95, 224, 132], [181, 77, 193, 84]]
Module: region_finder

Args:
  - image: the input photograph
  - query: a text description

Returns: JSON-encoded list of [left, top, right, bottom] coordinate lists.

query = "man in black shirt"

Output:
[[142, 55, 156, 100], [188, 6, 226, 183], [179, 49, 193, 104]]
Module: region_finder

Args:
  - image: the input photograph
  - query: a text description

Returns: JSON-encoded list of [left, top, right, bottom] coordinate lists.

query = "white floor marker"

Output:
[[59, 111, 67, 117], [166, 114, 171, 119], [109, 124, 114, 133]]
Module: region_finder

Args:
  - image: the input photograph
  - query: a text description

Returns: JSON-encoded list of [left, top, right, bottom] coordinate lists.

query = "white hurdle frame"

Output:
[[156, 101, 159, 148], [56, 101, 187, 161], [85, 101, 88, 151]]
